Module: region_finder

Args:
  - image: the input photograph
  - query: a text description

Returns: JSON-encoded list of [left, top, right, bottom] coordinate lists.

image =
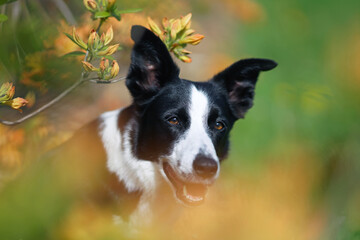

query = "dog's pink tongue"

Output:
[[185, 183, 207, 197]]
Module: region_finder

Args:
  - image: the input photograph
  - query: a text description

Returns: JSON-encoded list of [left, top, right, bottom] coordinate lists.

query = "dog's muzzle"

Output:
[[162, 159, 217, 206]]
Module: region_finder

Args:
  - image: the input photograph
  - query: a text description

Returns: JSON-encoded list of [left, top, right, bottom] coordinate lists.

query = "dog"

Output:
[[0, 25, 277, 235], [60, 25, 277, 224]]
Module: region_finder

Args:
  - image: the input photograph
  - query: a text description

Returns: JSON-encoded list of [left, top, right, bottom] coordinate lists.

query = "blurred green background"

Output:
[[0, 0, 359, 239]]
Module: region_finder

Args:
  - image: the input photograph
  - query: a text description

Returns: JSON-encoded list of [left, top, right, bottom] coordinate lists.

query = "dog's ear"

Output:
[[212, 58, 277, 119], [126, 25, 180, 105]]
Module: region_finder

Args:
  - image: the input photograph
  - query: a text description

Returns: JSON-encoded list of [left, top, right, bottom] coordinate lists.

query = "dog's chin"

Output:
[[162, 162, 208, 206]]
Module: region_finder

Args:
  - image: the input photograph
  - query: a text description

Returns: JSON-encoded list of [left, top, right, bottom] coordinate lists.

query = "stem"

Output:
[[96, 18, 105, 33], [0, 74, 127, 126], [0, 78, 85, 126], [87, 76, 126, 84]]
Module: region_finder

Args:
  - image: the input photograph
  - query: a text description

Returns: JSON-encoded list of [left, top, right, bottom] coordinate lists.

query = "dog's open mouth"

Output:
[[163, 162, 208, 206]]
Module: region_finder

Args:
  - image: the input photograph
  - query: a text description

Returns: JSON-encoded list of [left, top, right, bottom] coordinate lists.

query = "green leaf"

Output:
[[116, 8, 142, 14], [94, 11, 111, 19], [63, 51, 86, 57], [0, 0, 18, 6], [64, 32, 77, 44], [0, 14, 7, 22], [63, 32, 87, 49], [111, 10, 121, 21]]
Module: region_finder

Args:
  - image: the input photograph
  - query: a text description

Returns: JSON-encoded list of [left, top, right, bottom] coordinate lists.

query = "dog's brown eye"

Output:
[[214, 122, 224, 130], [168, 117, 179, 125]]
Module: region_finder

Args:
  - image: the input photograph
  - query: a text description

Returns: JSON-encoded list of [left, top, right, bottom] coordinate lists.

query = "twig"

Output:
[[0, 75, 127, 126], [87, 76, 126, 84], [96, 18, 105, 33], [0, 78, 85, 126]]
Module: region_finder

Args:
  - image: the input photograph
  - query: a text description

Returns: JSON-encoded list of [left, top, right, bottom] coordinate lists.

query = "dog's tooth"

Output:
[[187, 195, 202, 202], [183, 185, 188, 196]]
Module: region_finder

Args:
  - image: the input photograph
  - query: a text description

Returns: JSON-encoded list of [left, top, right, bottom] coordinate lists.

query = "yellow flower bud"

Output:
[[97, 44, 119, 56], [104, 58, 110, 69], [0, 82, 15, 102], [7, 84, 15, 99], [168, 18, 175, 25], [82, 61, 98, 72], [6, 97, 28, 112], [87, 29, 97, 50], [170, 19, 181, 39], [180, 13, 192, 30], [72, 27, 87, 49], [179, 34, 204, 45], [183, 29, 195, 37], [179, 55, 192, 63], [99, 58, 106, 73], [181, 49, 192, 55], [104, 26, 113, 46], [162, 17, 170, 29], [83, 0, 98, 11], [147, 17, 162, 36], [100, 32, 105, 44], [110, 60, 120, 78]]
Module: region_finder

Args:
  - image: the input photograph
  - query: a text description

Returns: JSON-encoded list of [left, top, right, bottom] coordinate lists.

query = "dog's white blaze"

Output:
[[169, 86, 219, 179], [99, 109, 159, 194]]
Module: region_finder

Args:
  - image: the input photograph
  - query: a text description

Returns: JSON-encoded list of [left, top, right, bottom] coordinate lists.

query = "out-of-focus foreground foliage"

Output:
[[0, 0, 360, 239]]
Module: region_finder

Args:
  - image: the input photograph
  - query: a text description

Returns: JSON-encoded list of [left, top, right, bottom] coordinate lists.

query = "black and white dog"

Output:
[[12, 25, 276, 228], [75, 25, 277, 225]]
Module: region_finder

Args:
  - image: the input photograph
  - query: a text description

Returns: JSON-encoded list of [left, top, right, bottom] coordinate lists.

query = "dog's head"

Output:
[[126, 26, 277, 206]]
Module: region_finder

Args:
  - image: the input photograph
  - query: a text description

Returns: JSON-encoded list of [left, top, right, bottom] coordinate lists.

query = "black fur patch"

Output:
[[212, 58, 277, 119]]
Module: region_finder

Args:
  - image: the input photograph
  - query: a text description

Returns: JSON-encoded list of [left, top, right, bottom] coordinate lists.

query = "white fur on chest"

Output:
[[99, 109, 164, 226], [98, 109, 159, 195]]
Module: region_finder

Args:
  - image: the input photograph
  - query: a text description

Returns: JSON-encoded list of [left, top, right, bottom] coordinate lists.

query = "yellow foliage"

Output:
[[0, 126, 24, 172], [20, 52, 49, 92], [54, 203, 127, 240], [326, 23, 360, 89], [223, 0, 265, 23]]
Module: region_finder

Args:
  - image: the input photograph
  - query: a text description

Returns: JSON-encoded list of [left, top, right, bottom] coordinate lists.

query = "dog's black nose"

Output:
[[193, 156, 218, 179]]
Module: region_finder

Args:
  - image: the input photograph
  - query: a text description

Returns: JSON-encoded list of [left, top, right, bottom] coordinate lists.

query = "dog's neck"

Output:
[[99, 106, 156, 193], [98, 106, 179, 226]]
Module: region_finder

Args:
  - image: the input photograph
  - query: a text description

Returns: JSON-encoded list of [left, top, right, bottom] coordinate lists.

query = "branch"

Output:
[[0, 78, 84, 126], [87, 76, 126, 84], [0, 74, 127, 126]]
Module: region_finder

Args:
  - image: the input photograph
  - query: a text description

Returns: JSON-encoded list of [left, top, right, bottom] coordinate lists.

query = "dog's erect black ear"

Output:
[[212, 58, 277, 119], [126, 25, 180, 105]]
